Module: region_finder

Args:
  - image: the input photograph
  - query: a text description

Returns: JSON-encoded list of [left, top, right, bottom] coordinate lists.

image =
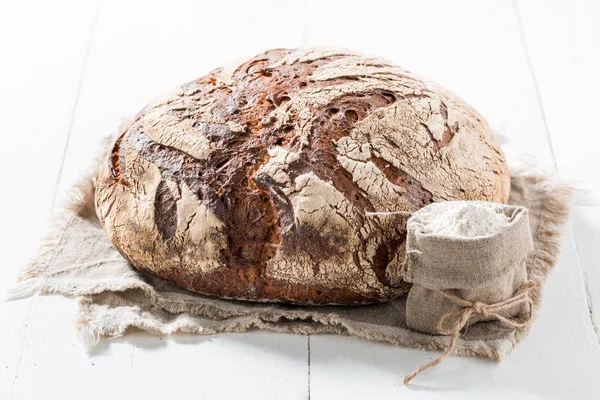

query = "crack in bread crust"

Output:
[[108, 133, 130, 187], [95, 47, 510, 305]]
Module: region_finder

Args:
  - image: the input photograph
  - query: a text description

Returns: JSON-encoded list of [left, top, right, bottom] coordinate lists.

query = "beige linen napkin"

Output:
[[8, 141, 573, 361]]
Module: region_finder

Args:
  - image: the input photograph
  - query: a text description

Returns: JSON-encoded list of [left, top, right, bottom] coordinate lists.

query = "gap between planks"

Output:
[[512, 0, 558, 172], [7, 3, 100, 400], [570, 229, 600, 346], [52, 3, 100, 206], [513, 0, 600, 347]]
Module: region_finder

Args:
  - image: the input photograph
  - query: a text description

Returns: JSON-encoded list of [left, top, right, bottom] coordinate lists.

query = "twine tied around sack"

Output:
[[403, 280, 538, 385]]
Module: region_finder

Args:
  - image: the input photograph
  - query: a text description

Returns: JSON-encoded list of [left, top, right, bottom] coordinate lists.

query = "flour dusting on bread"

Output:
[[95, 47, 510, 304]]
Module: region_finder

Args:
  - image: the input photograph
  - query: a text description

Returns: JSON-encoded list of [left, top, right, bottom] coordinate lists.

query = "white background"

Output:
[[1, 0, 599, 399]]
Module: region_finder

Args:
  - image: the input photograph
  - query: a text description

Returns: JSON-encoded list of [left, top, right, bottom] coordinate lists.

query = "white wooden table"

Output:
[[1, 0, 599, 398]]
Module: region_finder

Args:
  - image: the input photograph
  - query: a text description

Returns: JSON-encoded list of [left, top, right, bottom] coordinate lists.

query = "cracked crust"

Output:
[[95, 47, 510, 305]]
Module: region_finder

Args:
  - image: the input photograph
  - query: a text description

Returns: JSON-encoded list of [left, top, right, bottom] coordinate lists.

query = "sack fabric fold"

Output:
[[7, 140, 574, 361]]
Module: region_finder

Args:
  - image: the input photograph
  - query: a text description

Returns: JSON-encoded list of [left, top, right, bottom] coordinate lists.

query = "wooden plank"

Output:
[[13, 296, 309, 400], [516, 0, 600, 344], [305, 0, 600, 398], [10, 1, 310, 399], [0, 1, 98, 399]]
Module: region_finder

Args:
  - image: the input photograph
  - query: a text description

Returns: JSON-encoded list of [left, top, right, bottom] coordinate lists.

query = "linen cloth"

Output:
[[8, 143, 573, 360]]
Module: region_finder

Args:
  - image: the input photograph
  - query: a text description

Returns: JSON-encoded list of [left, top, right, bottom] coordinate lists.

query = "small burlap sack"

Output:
[[7, 138, 575, 383], [401, 202, 537, 382], [404, 203, 534, 335]]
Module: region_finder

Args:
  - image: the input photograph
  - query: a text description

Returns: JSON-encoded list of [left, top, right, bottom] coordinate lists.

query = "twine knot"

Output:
[[472, 301, 489, 317], [403, 280, 538, 385]]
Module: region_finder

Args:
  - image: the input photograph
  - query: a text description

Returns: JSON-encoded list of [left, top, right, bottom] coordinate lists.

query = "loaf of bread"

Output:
[[95, 48, 510, 305]]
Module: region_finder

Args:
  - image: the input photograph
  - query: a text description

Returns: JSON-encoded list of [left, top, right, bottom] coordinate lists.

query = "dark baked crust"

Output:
[[95, 48, 510, 304]]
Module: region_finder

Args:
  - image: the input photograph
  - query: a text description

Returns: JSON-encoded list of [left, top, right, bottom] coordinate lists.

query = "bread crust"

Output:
[[95, 48, 510, 304]]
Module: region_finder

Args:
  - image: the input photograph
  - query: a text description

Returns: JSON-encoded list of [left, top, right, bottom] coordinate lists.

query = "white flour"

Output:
[[419, 202, 510, 237]]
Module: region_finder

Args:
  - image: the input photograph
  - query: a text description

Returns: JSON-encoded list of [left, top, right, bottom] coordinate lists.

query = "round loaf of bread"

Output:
[[95, 47, 510, 305]]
